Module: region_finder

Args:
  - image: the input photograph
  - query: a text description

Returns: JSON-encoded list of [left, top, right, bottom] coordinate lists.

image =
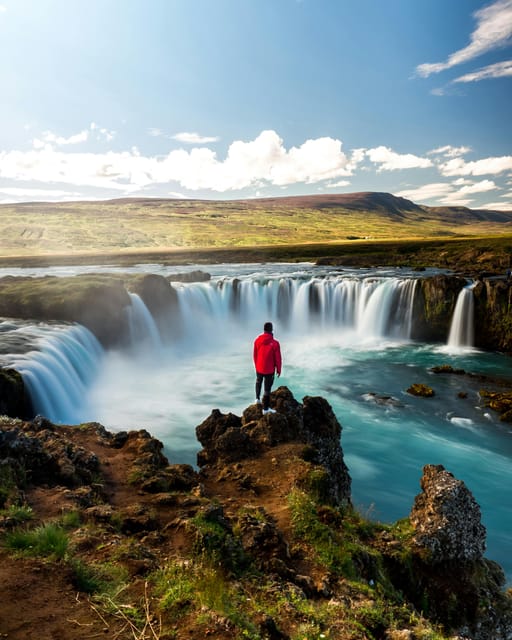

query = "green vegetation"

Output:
[[5, 522, 69, 559], [0, 196, 511, 267]]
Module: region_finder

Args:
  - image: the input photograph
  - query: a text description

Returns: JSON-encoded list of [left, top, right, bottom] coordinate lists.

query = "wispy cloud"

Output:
[[32, 123, 115, 150], [366, 146, 432, 171], [0, 187, 82, 200], [429, 145, 472, 158], [416, 0, 512, 78], [479, 200, 512, 211], [453, 59, 512, 83], [397, 178, 499, 207], [172, 132, 220, 144]]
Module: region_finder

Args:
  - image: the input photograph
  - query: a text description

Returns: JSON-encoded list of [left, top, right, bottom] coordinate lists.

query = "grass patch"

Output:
[[5, 522, 69, 559]]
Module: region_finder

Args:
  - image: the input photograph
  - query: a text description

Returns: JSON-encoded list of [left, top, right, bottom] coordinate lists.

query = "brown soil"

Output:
[[0, 423, 312, 640]]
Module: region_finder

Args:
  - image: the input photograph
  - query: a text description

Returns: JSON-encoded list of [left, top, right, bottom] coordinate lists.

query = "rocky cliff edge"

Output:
[[0, 387, 511, 640]]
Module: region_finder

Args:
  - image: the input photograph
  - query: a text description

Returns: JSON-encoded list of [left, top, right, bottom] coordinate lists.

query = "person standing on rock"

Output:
[[253, 321, 282, 415]]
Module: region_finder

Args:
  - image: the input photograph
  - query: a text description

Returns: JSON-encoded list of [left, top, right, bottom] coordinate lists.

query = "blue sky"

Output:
[[0, 0, 511, 209]]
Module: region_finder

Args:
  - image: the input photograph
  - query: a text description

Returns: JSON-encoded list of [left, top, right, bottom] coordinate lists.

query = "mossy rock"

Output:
[[407, 383, 435, 398]]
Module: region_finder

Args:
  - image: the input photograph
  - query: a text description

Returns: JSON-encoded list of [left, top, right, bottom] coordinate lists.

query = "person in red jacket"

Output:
[[253, 321, 282, 414]]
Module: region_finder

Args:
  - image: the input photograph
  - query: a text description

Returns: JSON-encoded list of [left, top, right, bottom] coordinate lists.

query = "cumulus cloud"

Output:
[[439, 155, 512, 176], [172, 132, 220, 144], [366, 146, 432, 171], [453, 59, 512, 83], [0, 130, 360, 193], [416, 0, 512, 77]]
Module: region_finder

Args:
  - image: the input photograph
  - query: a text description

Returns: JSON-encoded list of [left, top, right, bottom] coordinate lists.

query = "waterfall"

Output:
[[447, 283, 476, 348], [126, 293, 163, 352], [9, 273, 420, 421], [174, 275, 419, 342], [10, 325, 104, 423]]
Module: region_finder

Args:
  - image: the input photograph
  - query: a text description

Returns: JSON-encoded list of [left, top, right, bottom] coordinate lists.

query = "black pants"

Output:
[[255, 372, 274, 410]]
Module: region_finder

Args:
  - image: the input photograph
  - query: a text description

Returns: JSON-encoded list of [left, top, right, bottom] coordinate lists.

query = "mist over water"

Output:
[[2, 263, 511, 581]]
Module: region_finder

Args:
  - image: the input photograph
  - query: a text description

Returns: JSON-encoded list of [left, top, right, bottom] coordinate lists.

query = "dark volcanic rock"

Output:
[[0, 367, 32, 419], [196, 386, 351, 506]]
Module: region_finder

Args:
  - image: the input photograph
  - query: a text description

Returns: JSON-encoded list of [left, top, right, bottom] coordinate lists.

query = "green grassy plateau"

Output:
[[0, 192, 511, 271]]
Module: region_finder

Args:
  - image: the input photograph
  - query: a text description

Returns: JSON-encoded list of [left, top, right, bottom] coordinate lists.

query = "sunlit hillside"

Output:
[[1, 192, 511, 260]]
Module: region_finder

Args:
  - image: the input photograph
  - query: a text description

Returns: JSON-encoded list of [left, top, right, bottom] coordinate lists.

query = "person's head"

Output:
[[264, 321, 273, 333]]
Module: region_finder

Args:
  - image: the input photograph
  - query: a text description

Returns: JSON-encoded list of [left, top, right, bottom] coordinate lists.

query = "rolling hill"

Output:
[[0, 192, 511, 260]]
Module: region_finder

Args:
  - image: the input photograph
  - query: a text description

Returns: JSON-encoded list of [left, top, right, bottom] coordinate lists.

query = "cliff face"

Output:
[[0, 388, 511, 639], [416, 275, 512, 351], [473, 278, 512, 352]]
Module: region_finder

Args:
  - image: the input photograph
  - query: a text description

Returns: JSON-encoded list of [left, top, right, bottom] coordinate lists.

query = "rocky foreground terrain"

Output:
[[0, 386, 511, 640]]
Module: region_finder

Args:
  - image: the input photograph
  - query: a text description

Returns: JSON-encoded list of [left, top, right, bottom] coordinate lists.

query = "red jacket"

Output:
[[253, 331, 282, 375]]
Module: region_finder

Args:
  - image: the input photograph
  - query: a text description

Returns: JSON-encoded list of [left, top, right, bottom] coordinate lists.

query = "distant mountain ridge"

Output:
[[234, 191, 512, 223]]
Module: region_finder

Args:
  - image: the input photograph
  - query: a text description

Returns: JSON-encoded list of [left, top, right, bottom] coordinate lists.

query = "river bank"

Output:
[[0, 235, 511, 276]]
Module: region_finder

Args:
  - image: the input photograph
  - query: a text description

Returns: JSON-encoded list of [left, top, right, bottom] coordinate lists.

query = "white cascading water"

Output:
[[447, 283, 476, 349], [175, 276, 419, 343], [9, 324, 104, 424], [126, 292, 163, 353]]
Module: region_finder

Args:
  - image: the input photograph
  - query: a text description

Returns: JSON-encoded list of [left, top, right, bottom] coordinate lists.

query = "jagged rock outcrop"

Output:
[[399, 464, 512, 639], [196, 386, 351, 507], [410, 464, 486, 563]]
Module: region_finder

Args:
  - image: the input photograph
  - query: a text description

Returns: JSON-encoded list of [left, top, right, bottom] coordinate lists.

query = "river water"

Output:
[[1, 262, 511, 581]]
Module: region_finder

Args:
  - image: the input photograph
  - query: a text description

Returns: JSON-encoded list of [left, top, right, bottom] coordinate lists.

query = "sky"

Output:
[[0, 0, 511, 210]]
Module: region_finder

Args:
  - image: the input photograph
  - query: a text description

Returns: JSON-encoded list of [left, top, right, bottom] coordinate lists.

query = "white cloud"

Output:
[[397, 179, 498, 206], [440, 155, 512, 177], [33, 129, 89, 149], [148, 128, 164, 137], [0, 5, 6, 12], [0, 187, 82, 200], [453, 59, 512, 83], [32, 124, 115, 150], [366, 146, 432, 171], [172, 132, 220, 144], [429, 145, 472, 158], [396, 182, 454, 202], [416, 0, 512, 77], [479, 200, 512, 211], [326, 179, 351, 188], [456, 179, 497, 194], [0, 130, 360, 193]]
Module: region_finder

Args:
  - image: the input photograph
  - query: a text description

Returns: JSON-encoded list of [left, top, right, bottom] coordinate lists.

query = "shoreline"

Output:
[[0, 235, 511, 273]]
